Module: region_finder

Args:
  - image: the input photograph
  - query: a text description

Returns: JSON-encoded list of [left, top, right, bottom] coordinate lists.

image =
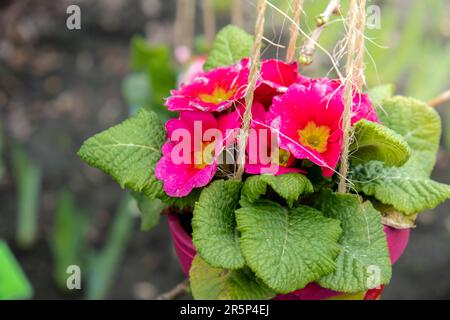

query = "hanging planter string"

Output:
[[285, 0, 303, 62], [231, 0, 244, 28], [174, 0, 196, 52], [201, 0, 216, 50], [235, 0, 267, 181], [338, 0, 367, 194]]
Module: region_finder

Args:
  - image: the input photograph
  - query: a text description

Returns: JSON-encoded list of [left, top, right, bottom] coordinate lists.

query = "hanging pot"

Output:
[[167, 212, 410, 300]]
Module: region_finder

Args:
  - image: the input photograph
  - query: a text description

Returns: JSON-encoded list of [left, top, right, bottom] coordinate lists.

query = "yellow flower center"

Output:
[[199, 87, 236, 104], [297, 121, 330, 153], [271, 148, 291, 166], [194, 142, 216, 169]]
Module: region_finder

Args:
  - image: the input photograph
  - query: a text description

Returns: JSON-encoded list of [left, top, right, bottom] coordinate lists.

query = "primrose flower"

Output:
[[155, 111, 237, 197], [211, 101, 302, 176], [299, 77, 379, 124], [245, 142, 302, 176], [165, 59, 249, 113], [243, 103, 302, 175], [266, 80, 377, 177], [255, 59, 300, 107]]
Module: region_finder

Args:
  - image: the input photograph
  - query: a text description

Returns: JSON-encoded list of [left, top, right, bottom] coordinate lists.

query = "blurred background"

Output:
[[0, 0, 449, 299]]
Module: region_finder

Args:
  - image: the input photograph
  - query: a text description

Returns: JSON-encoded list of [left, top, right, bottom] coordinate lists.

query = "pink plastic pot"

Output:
[[168, 212, 410, 300]]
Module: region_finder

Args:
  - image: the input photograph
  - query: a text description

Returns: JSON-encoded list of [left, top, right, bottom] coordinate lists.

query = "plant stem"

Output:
[[157, 280, 189, 300], [299, 0, 341, 65], [428, 89, 450, 108]]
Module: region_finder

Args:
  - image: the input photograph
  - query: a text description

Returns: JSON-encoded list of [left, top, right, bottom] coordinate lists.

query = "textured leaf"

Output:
[[78, 109, 166, 199], [236, 201, 341, 293], [378, 96, 441, 175], [189, 255, 275, 300], [192, 180, 245, 269], [240, 173, 313, 207], [314, 191, 392, 292], [349, 96, 450, 214], [350, 119, 410, 167], [350, 161, 450, 215], [204, 25, 253, 70]]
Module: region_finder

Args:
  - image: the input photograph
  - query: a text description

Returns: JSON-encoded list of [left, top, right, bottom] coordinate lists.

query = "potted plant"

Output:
[[77, 0, 450, 300]]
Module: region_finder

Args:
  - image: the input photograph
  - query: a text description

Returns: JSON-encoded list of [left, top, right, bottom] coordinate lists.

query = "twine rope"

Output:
[[286, 0, 303, 62], [174, 0, 196, 50], [338, 0, 367, 194], [235, 0, 267, 180], [231, 0, 243, 27], [202, 0, 216, 49]]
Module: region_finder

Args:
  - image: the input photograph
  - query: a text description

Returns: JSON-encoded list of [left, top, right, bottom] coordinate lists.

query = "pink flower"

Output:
[[254, 59, 300, 107], [218, 102, 302, 176], [165, 59, 249, 113], [245, 146, 302, 176], [244, 103, 303, 176], [266, 79, 378, 177], [155, 111, 238, 197], [266, 82, 344, 177], [298, 77, 379, 124]]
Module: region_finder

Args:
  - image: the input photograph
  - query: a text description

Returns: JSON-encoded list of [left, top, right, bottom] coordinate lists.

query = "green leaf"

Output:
[[192, 180, 245, 269], [367, 84, 395, 106], [132, 192, 166, 231], [50, 189, 87, 290], [350, 161, 450, 215], [12, 144, 42, 249], [236, 201, 342, 293], [350, 119, 410, 167], [204, 25, 254, 70], [314, 191, 392, 292], [349, 96, 450, 215], [0, 240, 33, 299], [78, 109, 166, 199], [189, 255, 275, 300], [159, 189, 201, 209], [87, 194, 134, 299], [378, 96, 441, 175], [129, 36, 176, 121], [240, 173, 313, 207]]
